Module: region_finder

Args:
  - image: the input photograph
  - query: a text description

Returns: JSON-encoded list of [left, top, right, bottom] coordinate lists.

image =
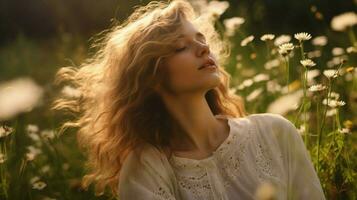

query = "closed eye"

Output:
[[175, 46, 187, 52]]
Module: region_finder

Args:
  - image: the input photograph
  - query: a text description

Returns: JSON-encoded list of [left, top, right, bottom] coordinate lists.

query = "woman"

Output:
[[52, 0, 326, 199]]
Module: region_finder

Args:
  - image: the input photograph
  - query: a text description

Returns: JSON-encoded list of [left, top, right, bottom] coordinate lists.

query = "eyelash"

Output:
[[175, 39, 206, 53], [175, 46, 187, 52]]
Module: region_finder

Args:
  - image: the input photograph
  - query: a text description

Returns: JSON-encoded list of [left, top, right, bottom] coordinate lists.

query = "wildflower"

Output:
[[241, 35, 254, 46], [41, 130, 56, 140], [260, 34, 275, 41], [312, 36, 328, 46], [294, 32, 312, 42], [26, 124, 39, 134], [274, 34, 291, 46], [0, 78, 43, 120], [61, 85, 81, 98], [307, 50, 322, 58], [266, 80, 282, 93], [278, 43, 294, 56], [346, 46, 357, 53], [338, 128, 351, 135], [323, 69, 339, 79], [223, 17, 245, 36], [331, 12, 357, 31], [326, 108, 337, 117], [32, 181, 47, 190], [306, 69, 321, 84], [322, 99, 346, 108], [246, 88, 264, 102], [264, 59, 280, 70], [254, 181, 277, 200], [300, 59, 316, 67], [0, 153, 6, 164], [267, 89, 303, 115], [332, 47, 345, 56], [0, 125, 13, 138], [208, 1, 229, 18], [25, 145, 42, 161], [308, 84, 327, 92], [253, 74, 270, 82]]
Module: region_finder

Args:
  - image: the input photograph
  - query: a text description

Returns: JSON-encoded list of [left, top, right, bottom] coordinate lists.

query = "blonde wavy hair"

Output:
[[52, 0, 247, 198]]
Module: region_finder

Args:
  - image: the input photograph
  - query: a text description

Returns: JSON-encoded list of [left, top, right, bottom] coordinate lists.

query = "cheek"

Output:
[[164, 54, 198, 89]]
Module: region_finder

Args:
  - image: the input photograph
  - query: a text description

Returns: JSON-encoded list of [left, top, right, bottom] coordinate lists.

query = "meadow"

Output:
[[0, 1, 356, 199]]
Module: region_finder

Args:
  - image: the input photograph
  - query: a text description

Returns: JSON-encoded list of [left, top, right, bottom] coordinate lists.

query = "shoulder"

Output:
[[120, 143, 169, 177], [247, 112, 296, 131], [245, 112, 299, 141]]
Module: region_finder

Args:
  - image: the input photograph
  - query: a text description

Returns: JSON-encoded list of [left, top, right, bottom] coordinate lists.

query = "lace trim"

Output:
[[217, 120, 254, 188], [153, 186, 176, 200], [167, 115, 282, 198], [176, 168, 214, 199], [169, 115, 235, 168]]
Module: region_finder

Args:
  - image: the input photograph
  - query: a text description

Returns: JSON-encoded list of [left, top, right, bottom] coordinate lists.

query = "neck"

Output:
[[160, 92, 223, 153]]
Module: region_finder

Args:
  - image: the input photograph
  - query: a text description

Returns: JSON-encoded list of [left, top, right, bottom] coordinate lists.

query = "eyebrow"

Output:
[[178, 31, 206, 40]]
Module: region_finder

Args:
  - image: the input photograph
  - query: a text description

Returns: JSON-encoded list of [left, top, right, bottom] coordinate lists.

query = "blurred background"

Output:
[[0, 0, 356, 199]]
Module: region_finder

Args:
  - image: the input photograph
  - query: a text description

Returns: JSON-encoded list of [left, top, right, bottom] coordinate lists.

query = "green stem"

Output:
[[317, 80, 332, 173], [285, 56, 290, 92], [347, 27, 357, 47], [303, 66, 308, 146]]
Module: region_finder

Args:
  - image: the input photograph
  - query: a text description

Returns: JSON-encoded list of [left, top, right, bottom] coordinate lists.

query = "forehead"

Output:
[[177, 19, 204, 39]]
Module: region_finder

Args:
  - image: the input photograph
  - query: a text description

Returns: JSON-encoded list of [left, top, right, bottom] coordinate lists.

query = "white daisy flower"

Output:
[[307, 69, 321, 85], [338, 128, 351, 135], [267, 90, 303, 115], [0, 126, 13, 138], [260, 34, 275, 41], [300, 59, 316, 67], [323, 69, 339, 78], [240, 35, 255, 46], [307, 50, 322, 58], [332, 47, 345, 56], [312, 36, 328, 46], [326, 108, 337, 117], [346, 46, 357, 53], [308, 84, 327, 92], [208, 1, 230, 18], [224, 17, 245, 36], [294, 32, 312, 41], [278, 43, 294, 56], [26, 124, 39, 134], [322, 99, 346, 108], [253, 73, 270, 82], [0, 78, 43, 120], [32, 181, 47, 190], [264, 59, 280, 70], [246, 88, 264, 102], [274, 34, 291, 46], [41, 130, 56, 140], [331, 12, 357, 31]]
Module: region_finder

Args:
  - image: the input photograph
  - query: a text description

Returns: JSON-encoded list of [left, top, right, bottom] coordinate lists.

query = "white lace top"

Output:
[[118, 113, 326, 200]]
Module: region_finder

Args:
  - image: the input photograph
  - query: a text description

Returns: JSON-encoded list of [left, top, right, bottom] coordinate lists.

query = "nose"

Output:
[[196, 42, 210, 57]]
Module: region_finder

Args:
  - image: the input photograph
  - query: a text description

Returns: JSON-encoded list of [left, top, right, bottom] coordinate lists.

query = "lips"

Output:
[[198, 58, 216, 70]]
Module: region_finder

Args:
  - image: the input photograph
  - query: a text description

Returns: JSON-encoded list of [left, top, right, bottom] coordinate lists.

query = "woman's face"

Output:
[[158, 18, 221, 96]]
